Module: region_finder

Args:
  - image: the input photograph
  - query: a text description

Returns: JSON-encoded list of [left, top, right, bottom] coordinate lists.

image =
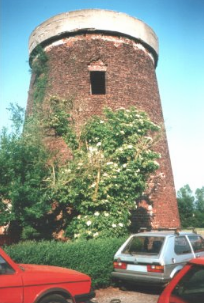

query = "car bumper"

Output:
[[74, 290, 95, 303], [112, 271, 169, 285]]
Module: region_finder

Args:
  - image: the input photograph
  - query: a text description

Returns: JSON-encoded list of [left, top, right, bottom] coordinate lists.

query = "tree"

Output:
[[0, 104, 162, 241], [194, 187, 204, 227], [177, 185, 195, 228], [49, 107, 161, 239], [177, 185, 204, 228], [0, 104, 54, 240], [195, 187, 204, 212]]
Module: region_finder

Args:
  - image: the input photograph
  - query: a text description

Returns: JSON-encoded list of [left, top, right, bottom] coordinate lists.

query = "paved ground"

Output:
[[91, 286, 161, 303]]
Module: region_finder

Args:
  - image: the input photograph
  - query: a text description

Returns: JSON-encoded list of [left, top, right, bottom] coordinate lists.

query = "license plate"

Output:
[[127, 264, 147, 272]]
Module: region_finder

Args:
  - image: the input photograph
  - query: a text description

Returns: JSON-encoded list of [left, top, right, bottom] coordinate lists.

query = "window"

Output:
[[188, 235, 204, 253], [174, 236, 191, 255], [122, 236, 164, 255], [170, 265, 204, 303], [90, 71, 106, 95], [0, 255, 15, 275]]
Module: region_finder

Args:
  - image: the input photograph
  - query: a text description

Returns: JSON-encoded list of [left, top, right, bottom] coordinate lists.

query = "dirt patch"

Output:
[[91, 286, 161, 303]]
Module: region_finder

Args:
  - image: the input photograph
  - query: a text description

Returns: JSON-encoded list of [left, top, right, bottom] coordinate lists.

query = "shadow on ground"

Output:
[[118, 283, 163, 295]]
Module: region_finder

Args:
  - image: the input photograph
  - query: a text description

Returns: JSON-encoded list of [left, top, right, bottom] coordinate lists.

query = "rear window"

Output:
[[122, 236, 164, 255]]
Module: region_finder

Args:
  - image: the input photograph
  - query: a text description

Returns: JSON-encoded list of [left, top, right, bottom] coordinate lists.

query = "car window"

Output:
[[0, 255, 15, 275], [188, 235, 204, 253], [174, 236, 192, 255], [170, 265, 204, 303], [122, 236, 164, 255]]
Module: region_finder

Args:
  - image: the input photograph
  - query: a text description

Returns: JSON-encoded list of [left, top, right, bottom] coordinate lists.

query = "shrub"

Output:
[[4, 237, 126, 288]]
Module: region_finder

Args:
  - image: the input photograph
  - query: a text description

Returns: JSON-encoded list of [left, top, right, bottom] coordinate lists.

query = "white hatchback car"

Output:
[[112, 229, 204, 286]]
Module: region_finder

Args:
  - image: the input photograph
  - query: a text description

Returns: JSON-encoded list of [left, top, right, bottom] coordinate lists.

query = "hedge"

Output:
[[4, 237, 126, 288]]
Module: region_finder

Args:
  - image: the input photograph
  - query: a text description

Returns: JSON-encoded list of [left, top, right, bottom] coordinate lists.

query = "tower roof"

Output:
[[29, 9, 159, 64]]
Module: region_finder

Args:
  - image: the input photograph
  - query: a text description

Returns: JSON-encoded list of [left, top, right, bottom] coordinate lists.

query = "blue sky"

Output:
[[1, 0, 204, 192]]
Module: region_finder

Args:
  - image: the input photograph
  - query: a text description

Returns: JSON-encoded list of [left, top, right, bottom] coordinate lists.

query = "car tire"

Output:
[[39, 294, 69, 303]]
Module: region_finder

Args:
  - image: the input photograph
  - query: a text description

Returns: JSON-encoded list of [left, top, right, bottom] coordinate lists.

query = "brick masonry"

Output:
[[27, 32, 180, 229]]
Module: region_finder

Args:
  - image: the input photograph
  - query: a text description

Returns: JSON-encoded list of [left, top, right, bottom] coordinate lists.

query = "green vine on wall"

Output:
[[43, 95, 78, 150], [30, 46, 49, 105]]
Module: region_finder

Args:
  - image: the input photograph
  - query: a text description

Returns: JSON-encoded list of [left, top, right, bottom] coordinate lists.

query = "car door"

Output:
[[187, 235, 204, 258], [0, 254, 23, 303]]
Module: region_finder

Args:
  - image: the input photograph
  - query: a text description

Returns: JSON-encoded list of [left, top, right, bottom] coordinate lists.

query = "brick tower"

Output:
[[27, 9, 180, 229]]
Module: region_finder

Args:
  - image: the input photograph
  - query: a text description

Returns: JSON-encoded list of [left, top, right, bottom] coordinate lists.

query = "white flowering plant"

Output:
[[51, 107, 161, 239]]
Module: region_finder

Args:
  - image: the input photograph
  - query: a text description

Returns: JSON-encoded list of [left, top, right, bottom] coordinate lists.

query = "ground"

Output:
[[91, 286, 161, 303]]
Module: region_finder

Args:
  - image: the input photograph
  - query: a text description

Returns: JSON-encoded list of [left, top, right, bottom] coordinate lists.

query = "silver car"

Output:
[[112, 230, 204, 286]]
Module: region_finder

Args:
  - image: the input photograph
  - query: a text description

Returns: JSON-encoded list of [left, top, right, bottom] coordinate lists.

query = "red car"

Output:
[[0, 247, 95, 303], [157, 257, 204, 303]]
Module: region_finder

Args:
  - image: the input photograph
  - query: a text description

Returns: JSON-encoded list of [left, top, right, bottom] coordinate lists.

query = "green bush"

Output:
[[49, 106, 161, 240], [4, 237, 126, 288]]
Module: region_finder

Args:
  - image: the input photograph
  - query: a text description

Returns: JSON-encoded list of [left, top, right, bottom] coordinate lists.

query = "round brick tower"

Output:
[[27, 9, 180, 229]]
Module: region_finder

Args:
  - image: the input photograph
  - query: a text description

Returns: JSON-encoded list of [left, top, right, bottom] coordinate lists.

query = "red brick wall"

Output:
[[27, 33, 180, 228]]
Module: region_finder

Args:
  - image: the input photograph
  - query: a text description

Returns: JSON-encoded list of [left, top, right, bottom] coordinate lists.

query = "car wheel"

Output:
[[39, 294, 69, 303]]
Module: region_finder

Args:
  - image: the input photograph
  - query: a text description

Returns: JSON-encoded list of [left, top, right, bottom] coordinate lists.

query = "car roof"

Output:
[[132, 231, 200, 238]]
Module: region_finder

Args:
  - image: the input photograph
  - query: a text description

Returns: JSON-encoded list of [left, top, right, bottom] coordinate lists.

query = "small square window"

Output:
[[90, 71, 106, 95]]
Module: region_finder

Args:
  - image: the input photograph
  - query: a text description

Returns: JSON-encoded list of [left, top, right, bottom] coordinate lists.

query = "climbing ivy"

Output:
[[30, 46, 49, 105]]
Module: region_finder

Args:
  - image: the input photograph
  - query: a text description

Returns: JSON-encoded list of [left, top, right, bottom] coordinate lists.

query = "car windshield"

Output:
[[170, 265, 204, 303], [122, 236, 164, 255]]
